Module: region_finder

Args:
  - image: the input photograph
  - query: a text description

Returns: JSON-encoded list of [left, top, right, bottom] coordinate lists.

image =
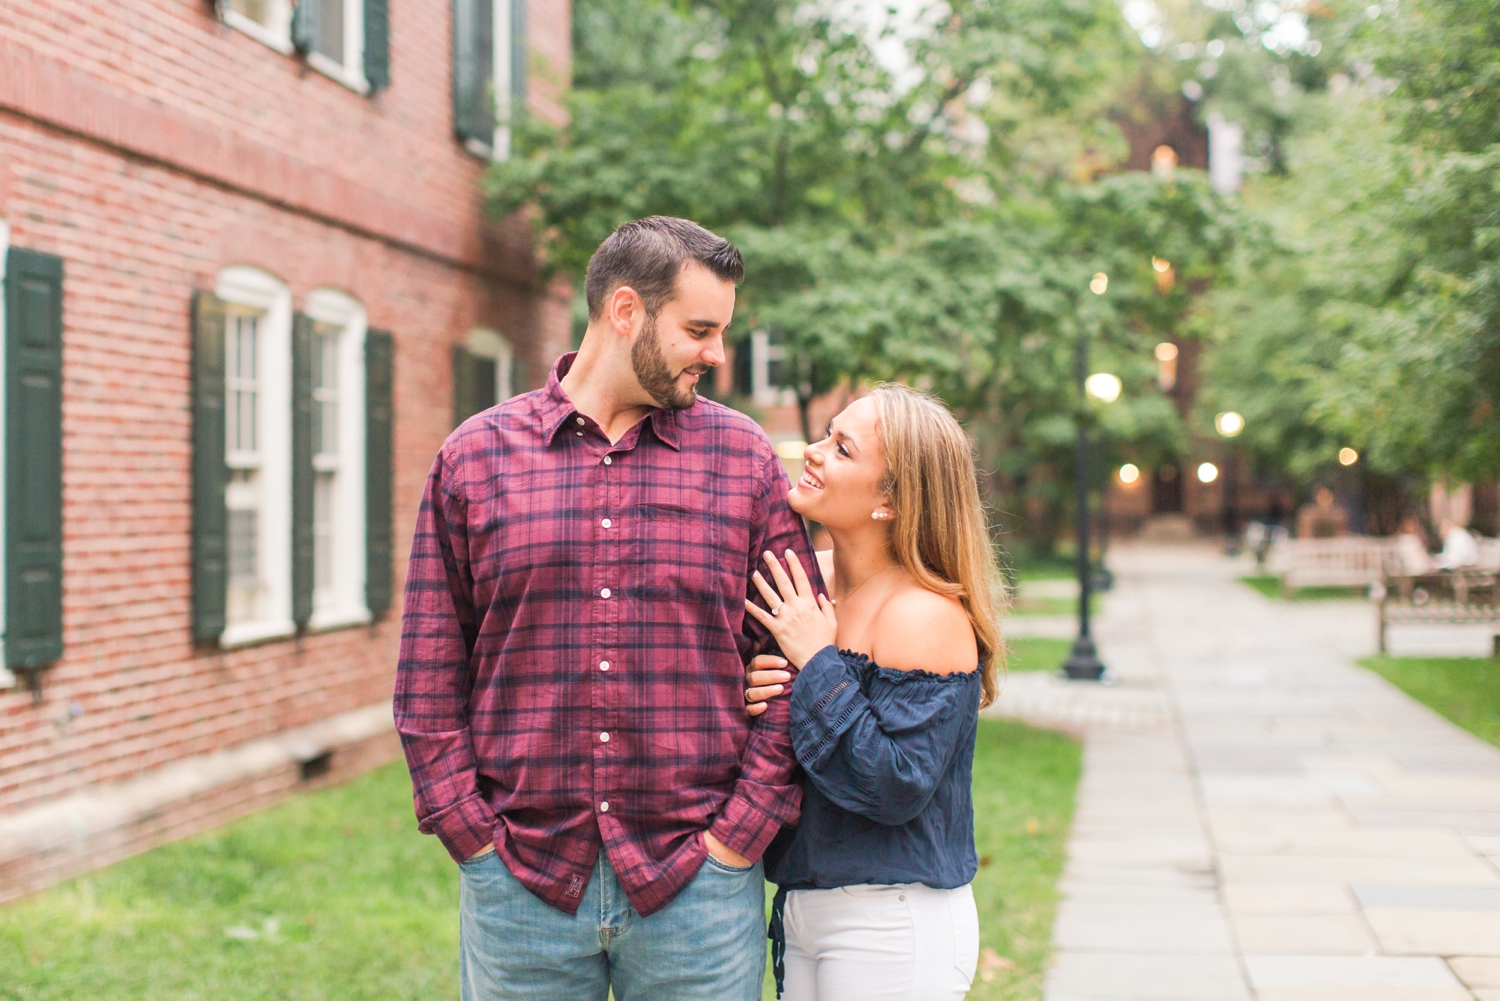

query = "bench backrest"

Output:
[[1271, 537, 1393, 588]]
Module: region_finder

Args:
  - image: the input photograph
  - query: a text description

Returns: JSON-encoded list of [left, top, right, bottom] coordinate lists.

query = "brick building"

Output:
[[0, 0, 571, 900]]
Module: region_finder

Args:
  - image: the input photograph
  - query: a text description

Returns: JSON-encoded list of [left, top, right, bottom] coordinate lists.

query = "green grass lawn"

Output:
[[2, 720, 1081, 1001], [1005, 637, 1073, 674], [966, 719, 1081, 1001], [1361, 654, 1500, 748], [1240, 575, 1370, 602]]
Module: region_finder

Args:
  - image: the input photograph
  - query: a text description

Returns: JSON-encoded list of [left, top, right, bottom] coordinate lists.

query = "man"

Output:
[[395, 217, 816, 1000]]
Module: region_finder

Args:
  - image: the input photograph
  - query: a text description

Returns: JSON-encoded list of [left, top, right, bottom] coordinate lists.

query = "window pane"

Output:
[[227, 314, 260, 455], [472, 357, 498, 413], [315, 0, 345, 63], [228, 509, 258, 587], [229, 0, 270, 25], [312, 326, 339, 459], [314, 473, 335, 596]]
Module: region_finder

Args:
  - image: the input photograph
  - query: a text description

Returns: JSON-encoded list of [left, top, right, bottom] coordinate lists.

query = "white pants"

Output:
[[782, 883, 978, 1001]]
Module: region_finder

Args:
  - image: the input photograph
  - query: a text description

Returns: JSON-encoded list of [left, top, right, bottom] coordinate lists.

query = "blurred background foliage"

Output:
[[489, 0, 1499, 551]]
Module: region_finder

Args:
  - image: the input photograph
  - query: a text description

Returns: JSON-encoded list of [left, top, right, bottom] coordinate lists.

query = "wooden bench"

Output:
[[1377, 583, 1500, 656], [1269, 537, 1394, 596]]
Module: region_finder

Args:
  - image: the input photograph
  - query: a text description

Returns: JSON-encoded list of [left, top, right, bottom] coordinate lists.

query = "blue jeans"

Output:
[[458, 848, 765, 1001]]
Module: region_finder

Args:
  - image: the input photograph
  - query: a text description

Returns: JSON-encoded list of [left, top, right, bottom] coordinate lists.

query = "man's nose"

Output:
[[701, 333, 726, 369]]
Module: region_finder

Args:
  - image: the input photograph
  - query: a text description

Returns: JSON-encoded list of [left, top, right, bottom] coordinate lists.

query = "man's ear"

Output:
[[608, 285, 643, 339]]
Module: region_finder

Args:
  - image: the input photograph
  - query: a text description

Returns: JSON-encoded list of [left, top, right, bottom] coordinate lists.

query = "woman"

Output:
[[742, 383, 1002, 1001]]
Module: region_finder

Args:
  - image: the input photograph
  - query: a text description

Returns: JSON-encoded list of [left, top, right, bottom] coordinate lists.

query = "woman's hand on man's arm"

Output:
[[744, 654, 792, 717]]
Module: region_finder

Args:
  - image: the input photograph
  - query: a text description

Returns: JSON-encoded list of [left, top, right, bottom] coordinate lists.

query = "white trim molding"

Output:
[[216, 266, 295, 649], [303, 288, 370, 632]]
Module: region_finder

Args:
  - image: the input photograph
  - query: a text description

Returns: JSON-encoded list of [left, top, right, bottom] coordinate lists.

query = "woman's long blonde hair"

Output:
[[871, 384, 1003, 707]]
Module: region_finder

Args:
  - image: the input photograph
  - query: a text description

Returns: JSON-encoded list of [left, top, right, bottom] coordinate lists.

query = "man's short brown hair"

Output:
[[585, 217, 744, 320]]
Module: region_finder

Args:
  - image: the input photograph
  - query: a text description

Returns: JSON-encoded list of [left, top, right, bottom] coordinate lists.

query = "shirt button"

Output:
[[603, 456, 612, 466], [599, 801, 610, 813], [600, 588, 611, 598], [601, 518, 612, 528], [599, 660, 610, 671], [576, 416, 585, 425], [600, 732, 610, 742]]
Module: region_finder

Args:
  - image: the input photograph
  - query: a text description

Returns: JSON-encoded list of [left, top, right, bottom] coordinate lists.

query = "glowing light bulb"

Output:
[[1090, 273, 1109, 295], [1085, 372, 1122, 403], [1154, 342, 1179, 361], [1152, 257, 1172, 273], [1339, 448, 1359, 466], [1119, 463, 1141, 485], [1215, 411, 1244, 437], [1197, 462, 1220, 484]]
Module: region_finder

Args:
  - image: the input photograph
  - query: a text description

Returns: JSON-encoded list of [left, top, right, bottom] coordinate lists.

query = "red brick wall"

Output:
[[0, 0, 573, 814]]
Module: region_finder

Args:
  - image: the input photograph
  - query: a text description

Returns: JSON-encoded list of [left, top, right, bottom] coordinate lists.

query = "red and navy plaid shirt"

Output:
[[395, 353, 816, 917]]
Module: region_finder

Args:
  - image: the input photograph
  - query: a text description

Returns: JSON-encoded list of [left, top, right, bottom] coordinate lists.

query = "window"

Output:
[[295, 0, 369, 93], [300, 290, 368, 631], [222, 0, 389, 94], [453, 327, 513, 427], [225, 311, 265, 627], [732, 330, 792, 408], [453, 0, 527, 158], [224, 0, 295, 55], [214, 267, 295, 648]]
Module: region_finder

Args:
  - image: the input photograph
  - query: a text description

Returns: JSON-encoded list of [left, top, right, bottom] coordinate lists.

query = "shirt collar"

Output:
[[540, 352, 683, 451]]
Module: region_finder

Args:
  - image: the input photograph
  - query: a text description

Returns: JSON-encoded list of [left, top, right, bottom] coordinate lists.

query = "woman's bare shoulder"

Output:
[[869, 585, 978, 675]]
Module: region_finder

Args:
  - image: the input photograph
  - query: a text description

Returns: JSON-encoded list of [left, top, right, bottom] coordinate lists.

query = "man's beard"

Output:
[[632, 315, 703, 410]]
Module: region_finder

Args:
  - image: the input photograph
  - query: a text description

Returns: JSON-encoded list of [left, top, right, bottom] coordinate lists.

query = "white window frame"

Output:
[[750, 330, 794, 409], [466, 327, 514, 405], [305, 0, 370, 95], [0, 220, 12, 689], [216, 266, 296, 649], [491, 1, 514, 160], [303, 289, 370, 632], [223, 0, 296, 56]]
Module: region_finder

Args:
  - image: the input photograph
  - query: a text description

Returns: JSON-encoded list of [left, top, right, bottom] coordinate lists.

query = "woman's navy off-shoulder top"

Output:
[[764, 644, 982, 892]]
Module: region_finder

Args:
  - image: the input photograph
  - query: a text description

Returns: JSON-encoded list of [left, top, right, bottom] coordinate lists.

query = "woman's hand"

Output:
[[744, 550, 837, 669], [744, 654, 792, 717]]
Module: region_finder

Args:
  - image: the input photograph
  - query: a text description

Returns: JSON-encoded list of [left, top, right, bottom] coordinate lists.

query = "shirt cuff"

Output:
[[709, 779, 802, 863], [417, 793, 496, 863]]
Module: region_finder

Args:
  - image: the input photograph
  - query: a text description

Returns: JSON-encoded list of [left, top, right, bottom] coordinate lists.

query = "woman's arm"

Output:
[[790, 590, 978, 826], [790, 649, 973, 826]]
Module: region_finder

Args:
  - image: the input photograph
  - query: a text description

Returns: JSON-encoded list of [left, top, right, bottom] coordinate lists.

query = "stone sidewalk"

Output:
[[989, 543, 1500, 1001]]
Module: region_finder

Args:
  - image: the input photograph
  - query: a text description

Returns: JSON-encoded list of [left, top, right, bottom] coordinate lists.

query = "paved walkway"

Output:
[[990, 544, 1500, 1001]]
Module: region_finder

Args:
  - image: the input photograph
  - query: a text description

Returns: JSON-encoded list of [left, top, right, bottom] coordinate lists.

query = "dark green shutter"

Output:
[[365, 330, 394, 618], [190, 291, 228, 644], [5, 249, 65, 669], [364, 0, 390, 92], [452, 0, 494, 150], [291, 0, 320, 55], [509, 0, 526, 110], [291, 313, 315, 628]]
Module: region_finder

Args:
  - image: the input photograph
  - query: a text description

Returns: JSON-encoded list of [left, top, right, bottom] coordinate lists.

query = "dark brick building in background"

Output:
[[0, 0, 571, 900]]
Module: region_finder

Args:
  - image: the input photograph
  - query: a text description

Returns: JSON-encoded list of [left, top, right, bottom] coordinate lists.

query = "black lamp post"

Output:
[[1061, 273, 1114, 681], [1215, 411, 1245, 554]]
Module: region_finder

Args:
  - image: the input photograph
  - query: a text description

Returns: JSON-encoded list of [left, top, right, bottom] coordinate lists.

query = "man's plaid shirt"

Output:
[[395, 353, 815, 916]]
